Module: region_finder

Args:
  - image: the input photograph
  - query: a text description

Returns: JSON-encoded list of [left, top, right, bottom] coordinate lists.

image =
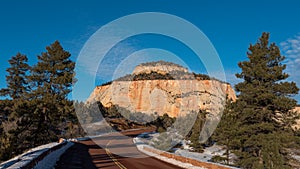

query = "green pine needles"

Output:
[[0, 41, 78, 161], [214, 33, 299, 169]]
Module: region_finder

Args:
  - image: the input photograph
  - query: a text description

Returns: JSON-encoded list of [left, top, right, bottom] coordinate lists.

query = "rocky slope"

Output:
[[88, 61, 236, 118]]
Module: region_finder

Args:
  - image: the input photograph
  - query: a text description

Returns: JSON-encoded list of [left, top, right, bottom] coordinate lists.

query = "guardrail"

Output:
[[142, 146, 237, 169]]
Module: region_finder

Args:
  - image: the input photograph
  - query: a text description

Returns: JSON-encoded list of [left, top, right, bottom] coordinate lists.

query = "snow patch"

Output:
[[33, 142, 74, 169], [175, 144, 226, 162], [134, 133, 239, 169], [134, 137, 207, 169], [0, 141, 73, 169]]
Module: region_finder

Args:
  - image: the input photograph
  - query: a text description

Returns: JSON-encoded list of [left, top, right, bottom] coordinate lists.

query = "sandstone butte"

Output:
[[87, 61, 300, 121], [88, 61, 236, 118]]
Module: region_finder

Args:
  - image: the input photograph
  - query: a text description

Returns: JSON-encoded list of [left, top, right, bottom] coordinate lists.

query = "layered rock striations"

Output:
[[88, 61, 236, 117], [132, 61, 188, 75]]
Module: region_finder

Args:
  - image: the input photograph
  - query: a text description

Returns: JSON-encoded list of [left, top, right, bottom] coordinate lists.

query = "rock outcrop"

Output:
[[89, 80, 236, 117], [295, 107, 300, 113], [88, 61, 236, 118], [133, 61, 188, 75], [293, 107, 300, 129]]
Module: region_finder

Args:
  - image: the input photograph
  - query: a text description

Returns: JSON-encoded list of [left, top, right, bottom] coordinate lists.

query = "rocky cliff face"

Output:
[[88, 61, 236, 117], [88, 79, 236, 117]]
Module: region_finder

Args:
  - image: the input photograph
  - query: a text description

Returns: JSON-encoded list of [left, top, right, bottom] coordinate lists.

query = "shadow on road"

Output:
[[55, 141, 128, 169], [55, 142, 98, 169]]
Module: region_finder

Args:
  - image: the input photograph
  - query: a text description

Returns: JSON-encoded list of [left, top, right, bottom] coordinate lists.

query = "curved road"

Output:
[[55, 129, 183, 169]]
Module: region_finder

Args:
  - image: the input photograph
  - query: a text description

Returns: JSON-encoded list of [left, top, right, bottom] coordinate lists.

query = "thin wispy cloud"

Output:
[[65, 25, 102, 59], [225, 69, 242, 87], [75, 32, 135, 78], [95, 42, 137, 81], [280, 34, 300, 101]]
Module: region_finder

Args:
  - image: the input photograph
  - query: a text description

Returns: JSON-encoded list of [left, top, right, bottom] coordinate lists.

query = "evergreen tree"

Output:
[[28, 40, 75, 144], [187, 110, 207, 152], [0, 53, 30, 99], [152, 113, 175, 133], [0, 41, 78, 161], [0, 125, 10, 162], [5, 41, 76, 150], [213, 98, 239, 165], [30, 41, 75, 99], [0, 100, 12, 124], [231, 33, 298, 168], [0, 53, 30, 160]]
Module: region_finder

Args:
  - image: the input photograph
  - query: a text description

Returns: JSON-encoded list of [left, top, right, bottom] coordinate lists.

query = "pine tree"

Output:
[[5, 41, 76, 149], [213, 98, 239, 165], [0, 53, 30, 160], [30, 41, 75, 99], [0, 53, 30, 99], [0, 100, 12, 124], [27, 40, 75, 144], [0, 41, 77, 161], [187, 110, 207, 153], [232, 33, 299, 168]]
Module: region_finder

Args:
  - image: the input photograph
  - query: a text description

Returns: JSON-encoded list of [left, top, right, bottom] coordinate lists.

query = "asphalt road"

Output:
[[55, 129, 183, 169]]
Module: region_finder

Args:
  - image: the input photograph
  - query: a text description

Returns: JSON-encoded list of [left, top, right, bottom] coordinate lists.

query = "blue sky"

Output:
[[0, 0, 300, 102]]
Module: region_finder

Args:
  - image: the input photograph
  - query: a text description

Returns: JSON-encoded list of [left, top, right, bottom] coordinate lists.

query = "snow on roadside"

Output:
[[0, 142, 60, 169], [0, 141, 73, 169], [175, 144, 225, 162], [134, 133, 239, 169], [133, 137, 207, 169], [33, 141, 74, 169]]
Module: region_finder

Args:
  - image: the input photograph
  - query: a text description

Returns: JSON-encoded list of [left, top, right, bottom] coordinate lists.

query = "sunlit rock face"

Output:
[[293, 107, 300, 129], [132, 61, 188, 75], [88, 61, 236, 117]]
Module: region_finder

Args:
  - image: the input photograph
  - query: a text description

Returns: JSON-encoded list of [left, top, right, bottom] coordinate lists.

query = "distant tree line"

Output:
[[138, 60, 187, 68], [99, 70, 228, 87], [74, 101, 178, 133], [0, 41, 83, 162]]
